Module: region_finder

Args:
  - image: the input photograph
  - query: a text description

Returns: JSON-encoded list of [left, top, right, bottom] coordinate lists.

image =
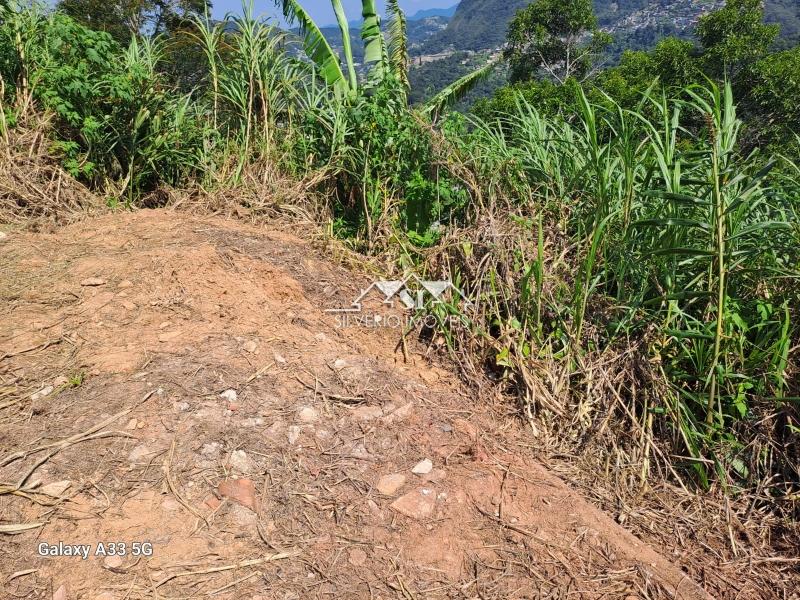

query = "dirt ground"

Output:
[[0, 209, 775, 599]]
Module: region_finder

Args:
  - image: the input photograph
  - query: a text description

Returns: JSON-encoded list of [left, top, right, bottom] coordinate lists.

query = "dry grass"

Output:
[[397, 204, 800, 598], [0, 114, 104, 228]]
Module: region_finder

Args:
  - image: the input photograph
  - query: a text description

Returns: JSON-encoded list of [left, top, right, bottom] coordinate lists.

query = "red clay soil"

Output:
[[0, 209, 726, 598]]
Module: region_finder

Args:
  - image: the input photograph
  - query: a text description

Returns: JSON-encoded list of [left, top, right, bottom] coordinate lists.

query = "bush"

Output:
[[0, 6, 208, 196]]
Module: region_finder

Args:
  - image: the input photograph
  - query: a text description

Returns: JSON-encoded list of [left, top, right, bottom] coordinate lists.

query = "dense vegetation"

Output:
[[1, 0, 798, 521]]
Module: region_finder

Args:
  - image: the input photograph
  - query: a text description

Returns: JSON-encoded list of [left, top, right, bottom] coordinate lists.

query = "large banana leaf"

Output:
[[280, 0, 349, 94], [331, 0, 358, 92], [361, 0, 386, 87], [386, 0, 409, 90], [424, 59, 498, 117]]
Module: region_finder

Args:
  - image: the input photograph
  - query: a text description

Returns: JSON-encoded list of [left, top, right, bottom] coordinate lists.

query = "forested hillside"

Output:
[[421, 0, 528, 52], [411, 0, 800, 107]]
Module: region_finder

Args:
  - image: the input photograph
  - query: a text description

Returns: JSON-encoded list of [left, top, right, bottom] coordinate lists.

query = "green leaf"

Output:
[[633, 218, 710, 231], [280, 0, 349, 94], [361, 0, 386, 87], [423, 59, 498, 117]]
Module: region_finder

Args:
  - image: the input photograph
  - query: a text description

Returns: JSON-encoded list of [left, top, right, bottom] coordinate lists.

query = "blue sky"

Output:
[[211, 1, 458, 27]]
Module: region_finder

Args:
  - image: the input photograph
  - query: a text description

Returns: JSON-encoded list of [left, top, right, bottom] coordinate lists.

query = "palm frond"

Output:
[[423, 58, 497, 117]]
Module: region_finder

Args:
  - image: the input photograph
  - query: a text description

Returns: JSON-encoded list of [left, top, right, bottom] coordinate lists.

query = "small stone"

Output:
[[0, 231, 7, 242], [352, 405, 383, 421], [376, 473, 406, 496], [53, 585, 68, 600], [242, 417, 264, 427], [126, 418, 138, 430], [80, 277, 106, 287], [136, 420, 145, 429], [264, 421, 284, 441], [228, 450, 254, 474], [117, 280, 133, 289], [158, 330, 181, 342], [351, 443, 371, 460], [200, 442, 223, 458], [348, 548, 367, 566], [411, 459, 433, 475], [31, 385, 54, 401], [103, 554, 124, 570], [204, 494, 222, 510], [162, 496, 181, 512], [273, 351, 287, 364], [422, 469, 447, 483], [297, 406, 318, 423], [159, 321, 170, 329], [173, 401, 190, 411], [382, 402, 413, 424], [287, 425, 301, 445], [220, 389, 238, 403], [243, 340, 258, 353], [453, 419, 478, 440], [228, 502, 259, 527], [121, 300, 137, 311], [53, 376, 69, 387], [333, 358, 348, 369], [217, 478, 259, 512], [128, 444, 151, 462], [390, 488, 436, 520], [39, 480, 71, 497]]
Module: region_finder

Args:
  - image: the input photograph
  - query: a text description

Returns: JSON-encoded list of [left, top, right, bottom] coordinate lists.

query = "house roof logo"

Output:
[[325, 274, 472, 313]]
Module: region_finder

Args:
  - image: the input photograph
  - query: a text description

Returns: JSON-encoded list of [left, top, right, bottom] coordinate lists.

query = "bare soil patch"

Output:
[[0, 209, 757, 598]]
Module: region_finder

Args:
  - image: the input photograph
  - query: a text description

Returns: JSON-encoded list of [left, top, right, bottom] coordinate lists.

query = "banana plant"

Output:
[[278, 0, 495, 108]]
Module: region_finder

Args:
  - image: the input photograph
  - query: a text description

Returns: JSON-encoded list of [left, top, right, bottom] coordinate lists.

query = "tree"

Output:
[[505, 0, 611, 84], [741, 45, 800, 150], [696, 0, 779, 79], [57, 0, 210, 44]]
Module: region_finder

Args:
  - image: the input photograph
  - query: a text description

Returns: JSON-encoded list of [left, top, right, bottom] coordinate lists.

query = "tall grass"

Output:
[[435, 80, 799, 495]]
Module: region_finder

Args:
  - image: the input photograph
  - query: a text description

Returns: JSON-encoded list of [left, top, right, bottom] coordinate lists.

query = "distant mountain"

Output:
[[406, 5, 459, 21], [421, 0, 528, 53], [420, 0, 800, 54]]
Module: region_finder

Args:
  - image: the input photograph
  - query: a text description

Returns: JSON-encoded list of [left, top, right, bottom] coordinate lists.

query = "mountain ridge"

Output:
[[406, 4, 459, 21], [420, 0, 800, 54]]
